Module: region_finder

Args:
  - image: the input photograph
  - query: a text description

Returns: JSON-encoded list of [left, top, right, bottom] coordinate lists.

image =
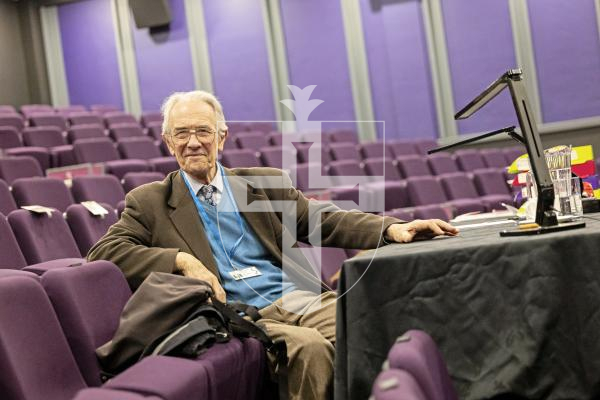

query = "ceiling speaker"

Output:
[[129, 0, 171, 29]]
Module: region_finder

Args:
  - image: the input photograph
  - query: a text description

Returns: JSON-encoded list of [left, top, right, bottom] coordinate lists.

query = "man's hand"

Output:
[[384, 220, 459, 243], [176, 252, 226, 302]]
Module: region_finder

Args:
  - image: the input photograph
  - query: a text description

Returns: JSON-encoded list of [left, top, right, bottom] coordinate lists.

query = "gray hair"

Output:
[[161, 90, 228, 136]]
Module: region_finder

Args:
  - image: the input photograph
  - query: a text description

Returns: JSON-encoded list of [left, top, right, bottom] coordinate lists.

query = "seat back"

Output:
[[71, 175, 126, 208], [0, 105, 17, 113], [329, 129, 358, 144], [406, 176, 447, 206], [8, 209, 82, 264], [438, 172, 479, 200], [363, 158, 402, 181], [396, 155, 432, 178], [0, 275, 87, 400], [296, 143, 331, 165], [260, 146, 295, 169], [414, 139, 438, 155], [221, 149, 261, 168], [387, 141, 419, 157], [454, 149, 486, 171], [0, 213, 27, 269], [73, 138, 120, 163], [413, 205, 450, 221], [29, 113, 68, 131], [104, 112, 138, 128], [329, 143, 358, 161], [0, 179, 17, 215], [140, 111, 162, 127], [502, 146, 524, 165], [480, 149, 508, 168], [117, 136, 162, 159], [0, 114, 25, 132], [235, 131, 270, 151], [12, 177, 75, 212], [66, 204, 118, 255], [90, 104, 120, 115], [0, 156, 44, 185], [0, 126, 23, 149], [67, 124, 105, 143], [328, 160, 365, 178], [122, 172, 165, 193], [69, 112, 104, 127], [359, 141, 393, 159], [41, 262, 132, 386], [472, 169, 511, 196], [427, 153, 459, 175], [109, 123, 145, 141], [22, 126, 66, 147]]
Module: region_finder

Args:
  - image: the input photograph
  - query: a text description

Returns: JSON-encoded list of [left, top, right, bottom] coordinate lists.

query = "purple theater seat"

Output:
[[302, 246, 348, 290], [359, 141, 393, 159], [267, 132, 282, 146], [0, 105, 17, 113], [0, 126, 22, 149], [0, 275, 88, 400], [0, 213, 27, 269], [117, 137, 177, 174], [387, 140, 419, 157], [371, 369, 428, 400], [5, 146, 51, 171], [29, 112, 68, 131], [363, 158, 402, 182], [480, 148, 508, 168], [21, 104, 54, 115], [0, 113, 25, 131], [328, 160, 365, 186], [383, 208, 413, 221], [235, 131, 270, 151], [329, 142, 359, 161], [329, 129, 358, 144], [67, 124, 105, 143], [472, 168, 513, 200], [110, 123, 145, 141], [8, 209, 82, 264], [503, 146, 524, 165], [73, 138, 150, 179], [440, 172, 511, 211], [122, 171, 165, 193], [66, 204, 118, 255], [71, 175, 126, 208], [427, 153, 459, 175], [406, 176, 485, 216], [0, 156, 44, 185], [140, 111, 162, 127], [117, 199, 126, 217], [12, 177, 75, 212], [290, 162, 324, 191], [260, 146, 295, 169], [56, 105, 87, 116], [454, 149, 486, 171], [414, 139, 438, 155], [248, 121, 274, 133], [90, 104, 120, 115], [22, 126, 67, 147], [146, 121, 163, 141], [221, 149, 261, 168], [295, 143, 331, 165], [387, 330, 458, 400], [104, 112, 138, 128], [0, 179, 17, 216], [413, 204, 451, 221], [396, 155, 432, 178], [69, 112, 105, 127]]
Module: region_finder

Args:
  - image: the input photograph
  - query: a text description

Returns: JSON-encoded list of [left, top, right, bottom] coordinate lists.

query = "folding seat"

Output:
[[359, 141, 393, 160], [68, 124, 105, 143], [12, 177, 75, 212], [227, 121, 251, 135], [301, 246, 348, 290], [221, 149, 261, 168], [267, 131, 283, 146], [396, 155, 432, 178], [122, 171, 165, 193], [370, 369, 428, 400], [71, 175, 126, 208], [406, 176, 486, 216], [4, 146, 52, 171], [290, 162, 325, 191], [104, 112, 138, 128], [438, 172, 504, 211], [146, 121, 163, 141], [110, 123, 145, 141], [90, 104, 120, 115], [73, 138, 150, 179], [295, 143, 331, 165], [8, 209, 82, 264], [472, 169, 514, 204], [302, 130, 332, 145], [260, 146, 295, 169], [329, 142, 359, 161], [140, 111, 162, 127], [29, 112, 68, 131], [329, 129, 358, 144], [21, 104, 54, 115], [414, 139, 438, 155], [69, 112, 105, 127], [117, 137, 178, 175], [0, 105, 17, 113], [66, 204, 118, 255], [56, 105, 86, 116], [0, 179, 16, 215], [503, 146, 524, 165], [427, 152, 459, 175], [0, 113, 25, 131], [247, 121, 274, 133], [480, 148, 508, 168], [363, 158, 402, 182], [235, 131, 270, 151], [0, 156, 44, 185], [386, 330, 458, 400], [387, 140, 419, 157], [0, 126, 22, 149], [0, 213, 27, 269], [22, 126, 76, 167], [327, 160, 365, 185], [454, 149, 486, 171]]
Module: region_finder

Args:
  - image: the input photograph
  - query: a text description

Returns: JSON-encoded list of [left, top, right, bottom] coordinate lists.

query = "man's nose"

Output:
[[186, 133, 203, 148]]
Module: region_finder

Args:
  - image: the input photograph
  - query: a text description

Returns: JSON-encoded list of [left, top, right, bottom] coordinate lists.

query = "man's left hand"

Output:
[[385, 220, 459, 243]]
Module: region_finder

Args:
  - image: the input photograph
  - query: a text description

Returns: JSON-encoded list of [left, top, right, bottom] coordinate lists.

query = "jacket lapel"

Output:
[[167, 172, 220, 280]]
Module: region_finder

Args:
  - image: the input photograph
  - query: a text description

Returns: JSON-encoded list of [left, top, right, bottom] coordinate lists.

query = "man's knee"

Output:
[[292, 329, 334, 363]]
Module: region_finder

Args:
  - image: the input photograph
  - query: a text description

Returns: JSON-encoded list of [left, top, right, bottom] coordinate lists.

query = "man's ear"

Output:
[[162, 134, 176, 156], [217, 130, 228, 152]]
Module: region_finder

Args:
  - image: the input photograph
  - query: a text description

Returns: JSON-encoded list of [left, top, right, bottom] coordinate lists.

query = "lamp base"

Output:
[[499, 221, 586, 237]]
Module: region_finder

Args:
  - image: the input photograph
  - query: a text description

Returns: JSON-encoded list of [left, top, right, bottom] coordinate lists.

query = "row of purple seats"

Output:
[[0, 262, 269, 400], [370, 330, 457, 400]]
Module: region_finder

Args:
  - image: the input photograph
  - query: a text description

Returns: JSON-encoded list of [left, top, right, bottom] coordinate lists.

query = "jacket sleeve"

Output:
[[87, 191, 180, 290]]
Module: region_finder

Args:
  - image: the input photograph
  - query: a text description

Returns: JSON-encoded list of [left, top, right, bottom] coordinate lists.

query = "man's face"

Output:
[[163, 99, 227, 183]]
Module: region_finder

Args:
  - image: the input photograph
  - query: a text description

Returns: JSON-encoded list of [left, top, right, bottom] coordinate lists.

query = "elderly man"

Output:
[[88, 90, 457, 400]]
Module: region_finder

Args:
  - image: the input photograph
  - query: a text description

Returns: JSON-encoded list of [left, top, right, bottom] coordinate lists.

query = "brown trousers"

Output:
[[258, 290, 337, 400]]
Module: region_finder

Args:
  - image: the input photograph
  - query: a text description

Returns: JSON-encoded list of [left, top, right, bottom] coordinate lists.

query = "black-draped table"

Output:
[[335, 215, 600, 400]]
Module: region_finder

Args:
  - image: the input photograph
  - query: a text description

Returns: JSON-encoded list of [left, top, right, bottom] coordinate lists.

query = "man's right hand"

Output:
[[176, 252, 226, 303]]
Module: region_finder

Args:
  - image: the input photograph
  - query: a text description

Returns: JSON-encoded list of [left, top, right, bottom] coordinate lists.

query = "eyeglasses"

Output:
[[170, 127, 217, 144]]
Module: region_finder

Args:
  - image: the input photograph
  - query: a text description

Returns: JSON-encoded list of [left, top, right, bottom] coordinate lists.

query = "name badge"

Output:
[[229, 267, 262, 281]]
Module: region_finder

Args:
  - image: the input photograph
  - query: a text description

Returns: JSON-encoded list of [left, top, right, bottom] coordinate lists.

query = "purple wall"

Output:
[[203, 0, 275, 122], [279, 0, 355, 126], [58, 0, 123, 108], [528, 0, 600, 122], [442, 0, 518, 134], [131, 0, 195, 112], [360, 0, 438, 140]]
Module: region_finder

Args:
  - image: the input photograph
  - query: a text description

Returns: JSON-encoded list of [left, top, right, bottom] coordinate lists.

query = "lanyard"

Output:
[[181, 164, 246, 262]]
